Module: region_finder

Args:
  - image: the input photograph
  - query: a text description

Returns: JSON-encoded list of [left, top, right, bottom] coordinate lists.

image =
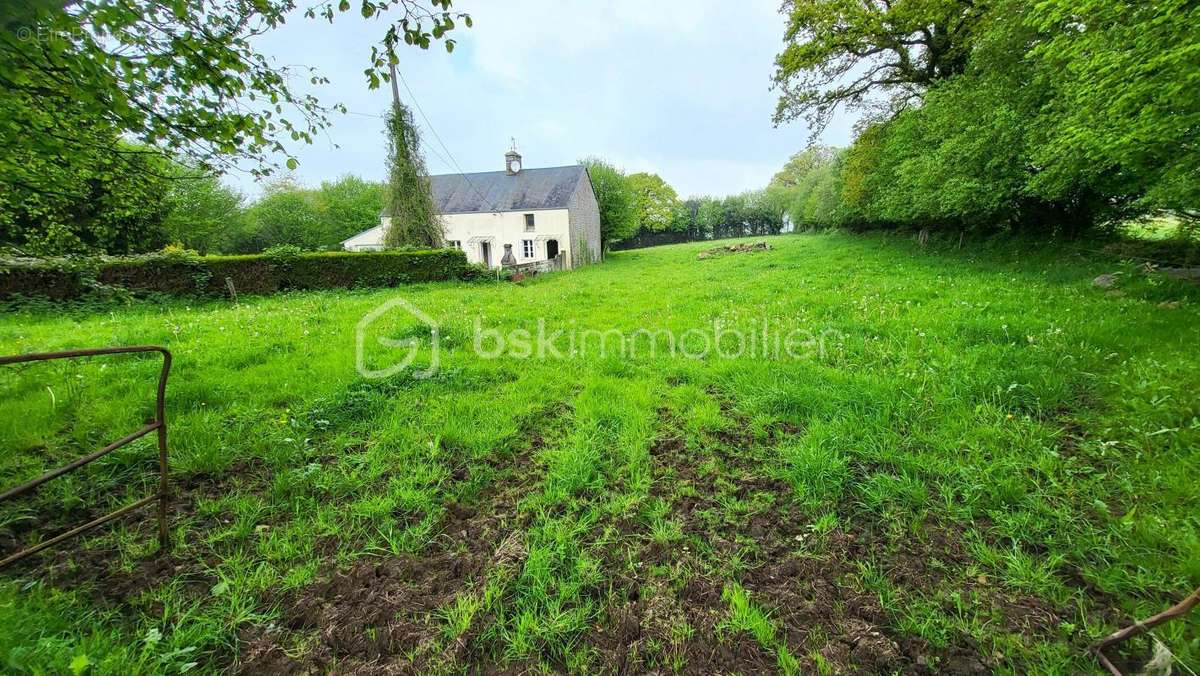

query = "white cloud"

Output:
[[460, 0, 731, 84], [623, 155, 782, 198], [226, 1, 852, 199]]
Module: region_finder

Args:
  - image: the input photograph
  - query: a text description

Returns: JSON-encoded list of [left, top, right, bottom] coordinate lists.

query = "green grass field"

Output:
[[1, 232, 1198, 673]]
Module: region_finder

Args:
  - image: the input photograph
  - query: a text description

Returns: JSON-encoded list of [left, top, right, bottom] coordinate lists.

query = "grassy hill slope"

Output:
[[1, 232, 1197, 673]]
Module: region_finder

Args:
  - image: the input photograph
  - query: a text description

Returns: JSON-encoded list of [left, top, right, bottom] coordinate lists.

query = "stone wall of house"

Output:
[[567, 169, 602, 265]]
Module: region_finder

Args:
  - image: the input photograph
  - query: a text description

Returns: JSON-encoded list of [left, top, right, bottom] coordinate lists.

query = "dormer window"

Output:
[[524, 213, 535, 231]]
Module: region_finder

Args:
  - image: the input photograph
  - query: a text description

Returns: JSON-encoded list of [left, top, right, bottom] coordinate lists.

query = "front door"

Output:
[[545, 239, 559, 260], [480, 241, 491, 267]]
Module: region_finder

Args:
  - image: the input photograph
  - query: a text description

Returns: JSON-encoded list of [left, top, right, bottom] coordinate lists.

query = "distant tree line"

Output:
[[9, 152, 789, 257], [0, 163, 388, 257], [229, 175, 386, 254], [582, 158, 786, 251], [771, 0, 1200, 237]]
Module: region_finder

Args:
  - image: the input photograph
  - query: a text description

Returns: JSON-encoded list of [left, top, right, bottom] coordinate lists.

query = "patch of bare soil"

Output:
[[236, 447, 541, 674], [697, 241, 773, 260], [585, 421, 797, 674], [584, 401, 1092, 674], [241, 550, 485, 673], [591, 574, 778, 675], [0, 457, 265, 603]]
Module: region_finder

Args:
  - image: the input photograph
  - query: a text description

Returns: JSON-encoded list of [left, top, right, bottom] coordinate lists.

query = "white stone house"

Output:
[[342, 150, 602, 269]]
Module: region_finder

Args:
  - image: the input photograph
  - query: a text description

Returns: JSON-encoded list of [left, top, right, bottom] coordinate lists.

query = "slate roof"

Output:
[[389, 165, 588, 216]]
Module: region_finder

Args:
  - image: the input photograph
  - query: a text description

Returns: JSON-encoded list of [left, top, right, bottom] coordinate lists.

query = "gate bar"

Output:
[[0, 346, 172, 568]]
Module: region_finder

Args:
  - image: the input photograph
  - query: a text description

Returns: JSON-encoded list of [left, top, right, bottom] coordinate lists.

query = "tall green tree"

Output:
[[773, 0, 982, 132], [162, 171, 246, 254], [625, 172, 681, 233], [694, 197, 723, 240], [581, 158, 638, 248], [717, 194, 748, 239], [2, 1, 467, 183], [769, 145, 838, 189], [738, 191, 786, 236], [316, 175, 387, 246], [771, 0, 1200, 235], [383, 102, 442, 248], [1, 0, 466, 254], [671, 200, 700, 239], [208, 173, 391, 253], [1026, 0, 1200, 222], [240, 176, 324, 252], [792, 156, 845, 229], [766, 145, 846, 231], [0, 135, 173, 255]]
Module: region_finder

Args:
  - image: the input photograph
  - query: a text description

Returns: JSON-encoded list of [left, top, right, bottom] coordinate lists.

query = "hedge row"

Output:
[[0, 248, 477, 300]]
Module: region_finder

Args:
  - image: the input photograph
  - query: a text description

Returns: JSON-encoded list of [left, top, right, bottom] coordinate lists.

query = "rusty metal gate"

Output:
[[0, 346, 172, 568]]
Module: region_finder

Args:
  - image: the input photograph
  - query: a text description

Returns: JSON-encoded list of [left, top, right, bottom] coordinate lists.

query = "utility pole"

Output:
[[388, 61, 402, 106]]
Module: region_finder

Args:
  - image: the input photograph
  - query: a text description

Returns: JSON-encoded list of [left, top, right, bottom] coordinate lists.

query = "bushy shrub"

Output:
[[262, 244, 305, 264], [0, 256, 97, 299], [0, 248, 473, 300]]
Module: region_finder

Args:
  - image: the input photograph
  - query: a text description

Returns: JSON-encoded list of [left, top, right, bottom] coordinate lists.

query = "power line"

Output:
[[344, 109, 457, 175], [351, 72, 499, 213], [392, 67, 500, 213], [420, 142, 456, 174]]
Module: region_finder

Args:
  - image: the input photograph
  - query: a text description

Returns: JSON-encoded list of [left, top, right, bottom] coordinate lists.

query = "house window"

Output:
[[522, 239, 535, 258], [448, 240, 461, 249], [524, 213, 535, 231]]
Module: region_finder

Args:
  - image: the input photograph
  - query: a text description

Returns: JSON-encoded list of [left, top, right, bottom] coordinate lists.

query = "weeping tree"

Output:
[[383, 100, 442, 248]]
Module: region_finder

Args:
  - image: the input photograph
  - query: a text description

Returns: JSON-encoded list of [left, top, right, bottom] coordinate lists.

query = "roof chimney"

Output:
[[505, 138, 522, 175]]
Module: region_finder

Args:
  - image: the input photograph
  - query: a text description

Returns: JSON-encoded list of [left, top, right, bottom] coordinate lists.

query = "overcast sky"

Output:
[[237, 1, 856, 199]]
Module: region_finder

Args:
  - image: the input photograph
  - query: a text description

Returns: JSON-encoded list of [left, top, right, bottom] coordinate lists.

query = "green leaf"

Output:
[[70, 654, 91, 675]]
